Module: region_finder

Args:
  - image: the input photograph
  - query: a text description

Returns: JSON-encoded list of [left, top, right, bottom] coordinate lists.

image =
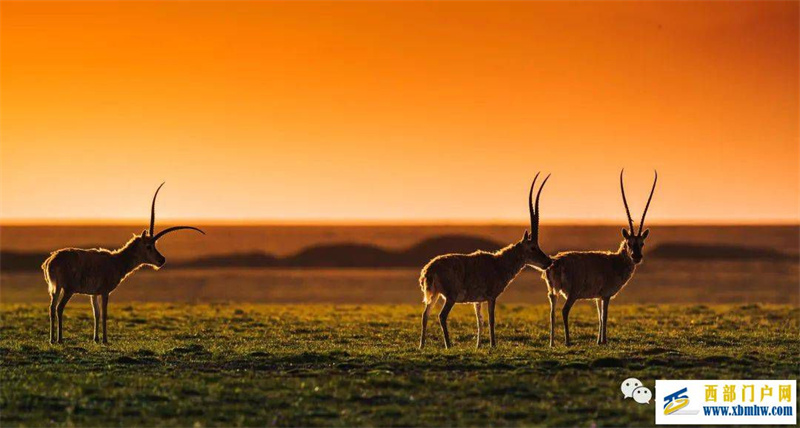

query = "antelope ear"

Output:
[[523, 230, 530, 241], [622, 229, 630, 239], [141, 229, 149, 237], [642, 229, 650, 239]]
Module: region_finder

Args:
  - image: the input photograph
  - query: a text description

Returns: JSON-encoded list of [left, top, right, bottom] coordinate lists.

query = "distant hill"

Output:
[[176, 235, 503, 269], [404, 235, 503, 262], [1, 238, 796, 272], [647, 243, 797, 261], [176, 252, 280, 269], [0, 251, 48, 272]]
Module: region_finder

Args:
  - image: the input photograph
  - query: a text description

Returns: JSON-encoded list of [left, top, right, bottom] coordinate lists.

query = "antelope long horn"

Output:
[[152, 226, 206, 242], [528, 172, 541, 237], [619, 169, 634, 233], [149, 182, 165, 237], [533, 173, 551, 242], [638, 170, 658, 234]]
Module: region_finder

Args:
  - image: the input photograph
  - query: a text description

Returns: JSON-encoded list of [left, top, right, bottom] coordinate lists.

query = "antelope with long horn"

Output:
[[419, 174, 553, 349], [42, 183, 205, 344], [542, 169, 657, 346]]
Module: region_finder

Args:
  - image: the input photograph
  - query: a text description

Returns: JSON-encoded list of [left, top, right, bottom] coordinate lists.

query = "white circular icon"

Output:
[[621, 377, 642, 399], [632, 386, 653, 404]]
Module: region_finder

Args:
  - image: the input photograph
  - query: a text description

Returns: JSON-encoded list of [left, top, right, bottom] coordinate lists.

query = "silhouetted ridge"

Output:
[[174, 235, 504, 269], [2, 239, 795, 272], [286, 244, 396, 268], [648, 243, 796, 261], [1, 251, 47, 272], [177, 252, 279, 268], [405, 235, 503, 261]]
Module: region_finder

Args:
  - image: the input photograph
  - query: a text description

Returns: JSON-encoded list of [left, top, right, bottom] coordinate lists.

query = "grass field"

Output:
[[1, 303, 797, 426]]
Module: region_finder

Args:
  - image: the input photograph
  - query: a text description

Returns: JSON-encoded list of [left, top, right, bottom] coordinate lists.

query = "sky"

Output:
[[1, 1, 798, 224]]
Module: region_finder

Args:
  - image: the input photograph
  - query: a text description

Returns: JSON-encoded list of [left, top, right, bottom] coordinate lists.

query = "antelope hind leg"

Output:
[[474, 302, 483, 349], [90, 295, 101, 343]]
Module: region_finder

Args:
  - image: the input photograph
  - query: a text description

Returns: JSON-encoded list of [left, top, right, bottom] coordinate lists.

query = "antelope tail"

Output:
[[41, 254, 56, 295], [419, 268, 436, 304]]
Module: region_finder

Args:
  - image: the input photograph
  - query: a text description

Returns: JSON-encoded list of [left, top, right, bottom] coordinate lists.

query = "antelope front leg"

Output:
[[473, 302, 483, 349], [601, 297, 611, 345], [547, 293, 557, 347], [561, 297, 576, 347], [101, 293, 109, 344], [55, 291, 74, 344], [419, 302, 433, 349], [595, 298, 603, 345], [438, 299, 455, 349], [487, 299, 497, 348], [49, 291, 59, 344], [90, 295, 101, 343]]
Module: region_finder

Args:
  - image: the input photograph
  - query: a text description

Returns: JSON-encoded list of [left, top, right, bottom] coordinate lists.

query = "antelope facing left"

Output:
[[42, 183, 205, 344], [542, 170, 657, 346], [418, 173, 553, 349]]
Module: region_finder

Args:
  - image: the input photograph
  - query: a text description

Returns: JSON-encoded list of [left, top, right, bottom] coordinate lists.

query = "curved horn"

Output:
[[528, 172, 541, 237], [149, 182, 165, 237], [620, 169, 634, 233], [533, 173, 551, 242], [152, 226, 205, 242], [638, 170, 658, 234]]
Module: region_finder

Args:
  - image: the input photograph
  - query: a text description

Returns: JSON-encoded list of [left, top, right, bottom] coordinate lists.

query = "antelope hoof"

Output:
[[49, 338, 56, 344]]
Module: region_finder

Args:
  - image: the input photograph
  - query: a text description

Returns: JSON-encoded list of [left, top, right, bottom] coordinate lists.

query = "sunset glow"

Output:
[[1, 1, 798, 223]]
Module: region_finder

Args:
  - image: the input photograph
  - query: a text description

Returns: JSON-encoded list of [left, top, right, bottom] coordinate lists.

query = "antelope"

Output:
[[42, 183, 205, 344], [543, 169, 657, 346], [419, 173, 553, 349]]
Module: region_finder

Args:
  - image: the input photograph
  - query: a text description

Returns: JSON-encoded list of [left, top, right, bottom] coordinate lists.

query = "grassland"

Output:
[[1, 303, 797, 426]]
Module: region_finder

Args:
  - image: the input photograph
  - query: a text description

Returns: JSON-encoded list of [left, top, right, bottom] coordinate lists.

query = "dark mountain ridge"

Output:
[[1, 235, 795, 272]]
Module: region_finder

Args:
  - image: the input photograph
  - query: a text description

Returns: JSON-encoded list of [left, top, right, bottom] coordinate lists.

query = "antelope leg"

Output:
[[487, 299, 497, 348], [473, 302, 483, 349], [562, 297, 576, 346], [55, 291, 73, 344], [101, 294, 109, 344], [90, 295, 101, 342], [548, 293, 557, 347], [601, 297, 611, 344], [419, 302, 433, 349], [438, 298, 455, 349]]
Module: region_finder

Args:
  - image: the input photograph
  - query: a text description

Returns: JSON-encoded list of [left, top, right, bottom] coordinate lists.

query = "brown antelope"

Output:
[[42, 183, 205, 344], [543, 169, 657, 346], [419, 173, 553, 349]]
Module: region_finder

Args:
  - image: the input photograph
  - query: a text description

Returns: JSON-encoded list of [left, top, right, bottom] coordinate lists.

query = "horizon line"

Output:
[[1, 218, 798, 227]]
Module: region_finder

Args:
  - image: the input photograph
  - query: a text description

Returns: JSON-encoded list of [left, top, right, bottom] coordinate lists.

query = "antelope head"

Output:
[[620, 169, 658, 264], [132, 183, 205, 269], [521, 172, 553, 271]]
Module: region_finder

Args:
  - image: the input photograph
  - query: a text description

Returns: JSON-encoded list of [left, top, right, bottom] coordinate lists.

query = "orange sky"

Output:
[[1, 1, 798, 224]]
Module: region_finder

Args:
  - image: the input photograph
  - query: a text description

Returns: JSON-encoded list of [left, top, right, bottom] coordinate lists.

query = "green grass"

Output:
[[1, 303, 798, 427]]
